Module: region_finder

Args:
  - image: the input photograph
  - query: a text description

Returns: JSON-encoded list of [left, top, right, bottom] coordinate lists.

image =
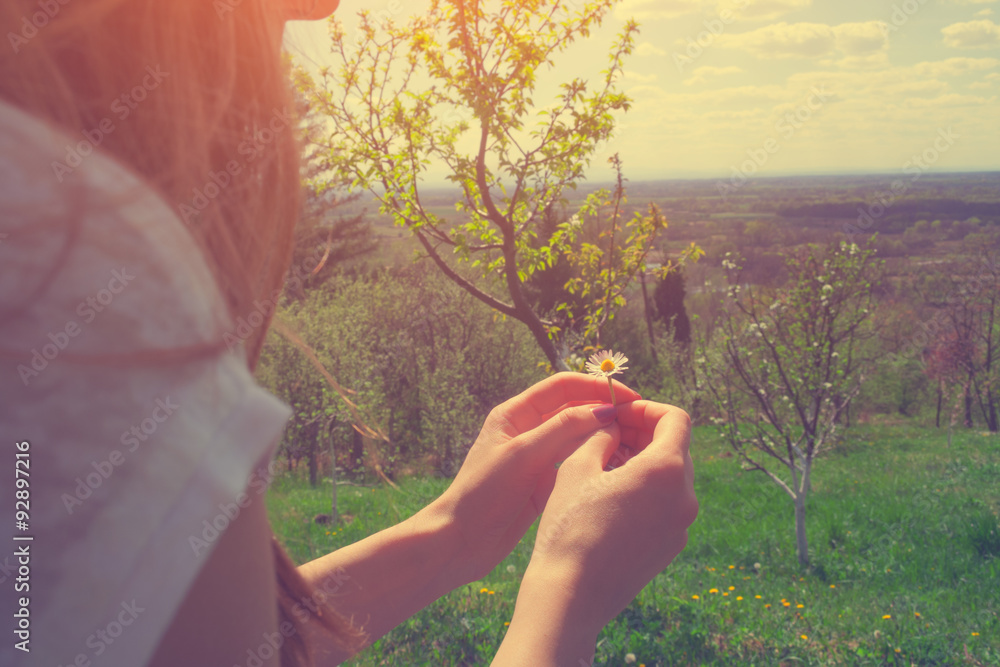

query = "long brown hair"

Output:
[[0, 0, 364, 663]]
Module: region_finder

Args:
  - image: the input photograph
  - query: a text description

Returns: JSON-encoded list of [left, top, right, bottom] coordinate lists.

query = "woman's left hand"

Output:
[[429, 372, 640, 585]]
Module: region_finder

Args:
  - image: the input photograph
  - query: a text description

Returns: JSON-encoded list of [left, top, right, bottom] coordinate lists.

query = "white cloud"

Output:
[[716, 22, 836, 58], [716, 0, 812, 22], [715, 21, 887, 59], [900, 93, 994, 108], [942, 19, 1000, 48], [976, 8, 995, 16], [624, 71, 659, 83], [683, 65, 743, 85], [636, 42, 667, 57], [614, 0, 702, 21], [834, 22, 889, 57], [913, 56, 999, 78]]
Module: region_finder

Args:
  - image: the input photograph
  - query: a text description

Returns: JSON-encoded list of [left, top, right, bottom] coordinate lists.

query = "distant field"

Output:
[[268, 424, 1000, 666]]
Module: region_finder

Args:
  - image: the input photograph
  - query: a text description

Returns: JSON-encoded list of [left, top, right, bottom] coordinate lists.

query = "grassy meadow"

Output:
[[267, 423, 1000, 666]]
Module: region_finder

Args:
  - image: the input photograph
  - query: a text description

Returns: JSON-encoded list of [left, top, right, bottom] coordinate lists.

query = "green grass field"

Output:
[[267, 424, 1000, 666]]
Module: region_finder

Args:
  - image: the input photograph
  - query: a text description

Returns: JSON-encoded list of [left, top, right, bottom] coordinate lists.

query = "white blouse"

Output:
[[0, 99, 292, 667]]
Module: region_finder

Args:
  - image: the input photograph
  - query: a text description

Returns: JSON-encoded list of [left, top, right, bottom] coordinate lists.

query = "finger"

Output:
[[617, 401, 691, 457], [494, 372, 640, 437], [514, 402, 622, 467], [558, 422, 621, 482]]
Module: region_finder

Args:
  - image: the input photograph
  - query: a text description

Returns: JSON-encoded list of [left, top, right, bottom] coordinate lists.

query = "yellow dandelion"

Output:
[[796, 604, 804, 609], [729, 565, 736, 569], [736, 596, 743, 601], [709, 588, 719, 594], [914, 612, 921, 618], [504, 621, 510, 626], [723, 592, 729, 597], [765, 604, 771, 609], [755, 595, 762, 599], [801, 634, 808, 640], [728, 586, 735, 591], [692, 595, 700, 600], [830, 584, 836, 589], [883, 615, 892, 620], [480, 587, 489, 594], [488, 590, 496, 595], [972, 632, 980, 637]]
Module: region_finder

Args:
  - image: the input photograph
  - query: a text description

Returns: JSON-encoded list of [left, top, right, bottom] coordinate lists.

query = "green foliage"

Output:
[[967, 504, 1000, 560], [856, 353, 929, 417], [653, 268, 692, 344], [559, 155, 702, 347], [256, 264, 545, 477]]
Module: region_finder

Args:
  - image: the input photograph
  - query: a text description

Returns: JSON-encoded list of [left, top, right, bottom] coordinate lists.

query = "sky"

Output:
[[284, 0, 1000, 183]]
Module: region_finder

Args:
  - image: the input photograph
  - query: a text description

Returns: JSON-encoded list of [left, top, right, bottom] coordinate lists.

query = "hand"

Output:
[[496, 400, 697, 663], [430, 372, 641, 586]]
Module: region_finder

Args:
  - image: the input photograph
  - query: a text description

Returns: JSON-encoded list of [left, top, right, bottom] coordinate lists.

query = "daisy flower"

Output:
[[585, 350, 628, 405]]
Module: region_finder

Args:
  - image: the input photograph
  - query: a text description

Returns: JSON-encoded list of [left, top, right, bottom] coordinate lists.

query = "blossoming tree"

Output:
[[302, 0, 687, 369], [706, 240, 883, 567]]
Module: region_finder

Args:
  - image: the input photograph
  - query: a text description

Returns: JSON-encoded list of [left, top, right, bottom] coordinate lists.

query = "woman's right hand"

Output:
[[493, 400, 697, 665]]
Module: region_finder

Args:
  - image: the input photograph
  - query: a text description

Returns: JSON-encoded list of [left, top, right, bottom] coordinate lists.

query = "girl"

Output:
[[0, 1, 697, 665]]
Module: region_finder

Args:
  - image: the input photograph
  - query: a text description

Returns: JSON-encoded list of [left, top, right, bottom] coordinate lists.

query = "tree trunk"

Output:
[[638, 270, 659, 365], [987, 388, 998, 432], [935, 381, 943, 428], [329, 436, 338, 524], [308, 447, 318, 487], [351, 428, 364, 471], [503, 243, 569, 372], [794, 493, 809, 567], [308, 420, 319, 487], [964, 378, 974, 428]]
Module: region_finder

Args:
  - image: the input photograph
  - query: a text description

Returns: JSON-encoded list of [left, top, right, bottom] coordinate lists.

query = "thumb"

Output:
[[557, 421, 621, 483], [516, 403, 622, 469]]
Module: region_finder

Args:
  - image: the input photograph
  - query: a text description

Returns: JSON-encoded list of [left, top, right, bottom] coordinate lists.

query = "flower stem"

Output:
[[607, 377, 616, 406]]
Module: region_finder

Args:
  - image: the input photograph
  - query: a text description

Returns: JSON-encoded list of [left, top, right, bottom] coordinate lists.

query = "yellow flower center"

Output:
[[600, 359, 616, 372]]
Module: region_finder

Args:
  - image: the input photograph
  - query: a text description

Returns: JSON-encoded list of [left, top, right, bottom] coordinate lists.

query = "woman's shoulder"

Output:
[[0, 100, 293, 667], [0, 98, 230, 356]]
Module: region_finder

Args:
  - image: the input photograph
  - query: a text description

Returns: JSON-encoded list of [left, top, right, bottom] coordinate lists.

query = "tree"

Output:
[[706, 241, 883, 567], [934, 250, 1000, 431], [303, 0, 683, 369], [285, 64, 378, 302], [654, 268, 691, 344]]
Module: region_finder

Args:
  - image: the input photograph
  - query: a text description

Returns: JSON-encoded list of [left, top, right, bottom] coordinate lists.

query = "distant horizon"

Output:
[[410, 168, 1000, 192]]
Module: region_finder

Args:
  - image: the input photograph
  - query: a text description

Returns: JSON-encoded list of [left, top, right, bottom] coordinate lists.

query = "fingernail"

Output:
[[592, 404, 617, 423]]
